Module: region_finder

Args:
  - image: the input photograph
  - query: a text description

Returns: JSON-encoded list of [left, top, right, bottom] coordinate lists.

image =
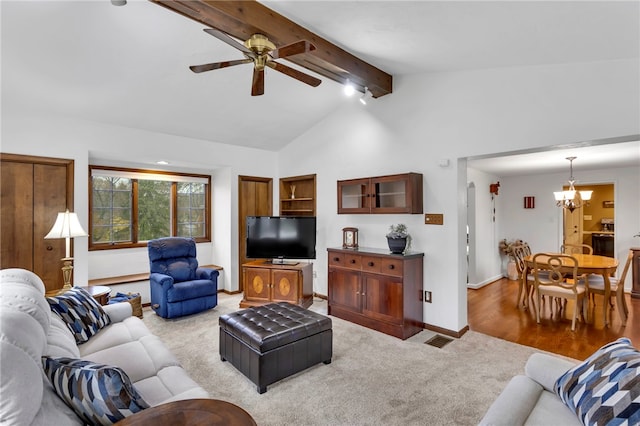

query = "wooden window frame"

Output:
[[89, 165, 211, 251]]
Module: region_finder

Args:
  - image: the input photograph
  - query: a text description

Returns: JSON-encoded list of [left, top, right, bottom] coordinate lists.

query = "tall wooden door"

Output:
[[1, 154, 73, 291], [563, 206, 583, 247], [238, 176, 272, 291]]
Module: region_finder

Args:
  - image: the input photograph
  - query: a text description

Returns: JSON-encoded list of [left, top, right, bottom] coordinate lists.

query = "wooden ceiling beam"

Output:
[[150, 0, 392, 98]]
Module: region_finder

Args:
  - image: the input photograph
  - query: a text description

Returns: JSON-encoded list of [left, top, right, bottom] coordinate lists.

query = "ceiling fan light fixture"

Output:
[[344, 79, 355, 97]]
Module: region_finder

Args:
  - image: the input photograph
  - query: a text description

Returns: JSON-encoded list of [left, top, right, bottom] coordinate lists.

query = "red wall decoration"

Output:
[[524, 196, 535, 209]]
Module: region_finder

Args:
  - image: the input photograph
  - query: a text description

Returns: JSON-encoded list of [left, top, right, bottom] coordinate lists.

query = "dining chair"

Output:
[[560, 243, 593, 255], [513, 244, 533, 308], [512, 244, 549, 310], [579, 249, 633, 324], [533, 253, 587, 331]]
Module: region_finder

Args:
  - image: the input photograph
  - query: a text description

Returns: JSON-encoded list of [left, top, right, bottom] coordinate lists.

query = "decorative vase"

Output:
[[507, 258, 519, 280], [387, 237, 407, 254]]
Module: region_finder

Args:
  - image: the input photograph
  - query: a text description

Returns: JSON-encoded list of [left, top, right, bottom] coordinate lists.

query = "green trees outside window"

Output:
[[89, 167, 211, 249]]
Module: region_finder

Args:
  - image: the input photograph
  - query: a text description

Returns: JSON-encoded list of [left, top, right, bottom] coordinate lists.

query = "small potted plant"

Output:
[[386, 224, 411, 254]]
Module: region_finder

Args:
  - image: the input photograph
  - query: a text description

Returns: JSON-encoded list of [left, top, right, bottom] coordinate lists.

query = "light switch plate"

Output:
[[425, 213, 444, 225]]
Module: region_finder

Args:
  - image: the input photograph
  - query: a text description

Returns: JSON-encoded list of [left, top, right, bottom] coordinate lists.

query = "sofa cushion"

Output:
[[42, 357, 149, 426], [45, 314, 81, 358], [79, 317, 152, 357], [47, 287, 111, 344], [554, 338, 640, 425]]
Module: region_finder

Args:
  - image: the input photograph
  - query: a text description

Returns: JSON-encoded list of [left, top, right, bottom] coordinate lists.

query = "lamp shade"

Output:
[[44, 210, 87, 239], [579, 190, 593, 201]]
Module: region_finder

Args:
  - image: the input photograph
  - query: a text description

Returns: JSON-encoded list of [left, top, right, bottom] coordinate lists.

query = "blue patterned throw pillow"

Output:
[[554, 338, 640, 425], [47, 287, 111, 344], [42, 357, 149, 425]]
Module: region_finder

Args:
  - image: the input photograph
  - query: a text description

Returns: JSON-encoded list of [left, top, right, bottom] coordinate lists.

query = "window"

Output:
[[89, 166, 211, 250]]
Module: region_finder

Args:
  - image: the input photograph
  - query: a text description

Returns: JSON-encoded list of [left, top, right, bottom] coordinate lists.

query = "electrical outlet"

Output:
[[424, 291, 432, 303]]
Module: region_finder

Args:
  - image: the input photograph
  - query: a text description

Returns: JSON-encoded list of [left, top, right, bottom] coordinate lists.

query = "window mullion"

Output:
[[132, 179, 139, 243], [171, 182, 178, 237]]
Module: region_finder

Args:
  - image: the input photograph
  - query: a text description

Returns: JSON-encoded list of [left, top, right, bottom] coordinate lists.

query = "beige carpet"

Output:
[[142, 294, 543, 425]]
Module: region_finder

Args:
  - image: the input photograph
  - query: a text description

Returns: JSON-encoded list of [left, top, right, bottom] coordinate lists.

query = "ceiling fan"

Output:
[[190, 29, 322, 96]]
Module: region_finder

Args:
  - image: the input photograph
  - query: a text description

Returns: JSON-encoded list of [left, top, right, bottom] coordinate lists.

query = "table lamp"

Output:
[[44, 210, 88, 291]]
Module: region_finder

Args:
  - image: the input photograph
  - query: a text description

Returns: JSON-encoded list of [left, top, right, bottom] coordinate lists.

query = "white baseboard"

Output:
[[467, 274, 503, 289]]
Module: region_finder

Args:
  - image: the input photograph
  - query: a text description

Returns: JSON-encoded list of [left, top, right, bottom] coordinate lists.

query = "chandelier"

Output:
[[554, 156, 592, 212]]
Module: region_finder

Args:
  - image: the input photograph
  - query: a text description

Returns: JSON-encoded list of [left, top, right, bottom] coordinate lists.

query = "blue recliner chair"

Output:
[[148, 237, 218, 319]]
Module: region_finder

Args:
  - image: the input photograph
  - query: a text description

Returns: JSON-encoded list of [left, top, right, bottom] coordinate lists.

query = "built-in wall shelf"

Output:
[[279, 174, 316, 217]]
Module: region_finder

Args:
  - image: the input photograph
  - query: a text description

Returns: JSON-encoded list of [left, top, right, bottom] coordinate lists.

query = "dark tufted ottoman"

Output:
[[219, 302, 332, 393]]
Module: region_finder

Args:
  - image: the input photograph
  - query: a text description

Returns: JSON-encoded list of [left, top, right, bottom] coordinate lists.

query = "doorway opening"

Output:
[[562, 183, 615, 256]]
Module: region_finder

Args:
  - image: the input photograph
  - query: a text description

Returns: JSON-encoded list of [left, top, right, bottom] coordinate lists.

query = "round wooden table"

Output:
[[116, 399, 257, 426], [81, 285, 111, 305], [524, 253, 621, 324]]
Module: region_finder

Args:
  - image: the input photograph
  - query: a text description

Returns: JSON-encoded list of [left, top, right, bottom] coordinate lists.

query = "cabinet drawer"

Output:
[[329, 253, 362, 270], [381, 259, 403, 277], [361, 256, 382, 274]]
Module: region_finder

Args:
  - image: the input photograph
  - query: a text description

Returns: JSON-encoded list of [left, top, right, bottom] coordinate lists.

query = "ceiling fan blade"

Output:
[[203, 28, 254, 55], [251, 68, 265, 96], [266, 61, 322, 87], [189, 58, 253, 73], [271, 40, 316, 59]]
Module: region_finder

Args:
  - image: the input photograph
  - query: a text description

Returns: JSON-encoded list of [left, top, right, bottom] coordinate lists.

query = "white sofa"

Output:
[[479, 352, 581, 425], [0, 268, 208, 425]]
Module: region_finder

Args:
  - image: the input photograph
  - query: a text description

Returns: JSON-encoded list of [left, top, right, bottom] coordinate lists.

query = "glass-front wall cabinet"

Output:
[[337, 173, 423, 214]]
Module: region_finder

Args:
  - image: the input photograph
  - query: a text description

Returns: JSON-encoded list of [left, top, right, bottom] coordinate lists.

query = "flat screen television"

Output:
[[246, 216, 316, 264]]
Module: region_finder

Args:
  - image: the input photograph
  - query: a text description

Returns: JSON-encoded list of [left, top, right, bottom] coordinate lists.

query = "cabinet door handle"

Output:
[[361, 292, 366, 296], [46, 245, 53, 251], [334, 257, 340, 262], [388, 264, 395, 270], [368, 262, 374, 267], [350, 259, 356, 264], [356, 291, 360, 295]]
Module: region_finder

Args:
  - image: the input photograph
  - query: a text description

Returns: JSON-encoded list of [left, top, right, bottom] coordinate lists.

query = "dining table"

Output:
[[523, 253, 621, 325]]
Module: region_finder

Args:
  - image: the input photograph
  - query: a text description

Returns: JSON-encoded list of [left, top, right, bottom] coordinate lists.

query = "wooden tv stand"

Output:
[[240, 260, 313, 308]]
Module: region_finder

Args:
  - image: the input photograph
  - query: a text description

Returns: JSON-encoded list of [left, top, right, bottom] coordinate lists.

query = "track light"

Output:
[[343, 79, 355, 97], [359, 87, 371, 105]]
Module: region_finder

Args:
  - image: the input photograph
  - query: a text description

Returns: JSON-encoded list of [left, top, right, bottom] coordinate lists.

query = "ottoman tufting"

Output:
[[219, 302, 332, 393]]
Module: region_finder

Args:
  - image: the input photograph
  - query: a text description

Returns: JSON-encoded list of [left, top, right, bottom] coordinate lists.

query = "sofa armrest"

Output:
[[103, 301, 133, 323], [196, 268, 219, 282], [525, 353, 577, 392]]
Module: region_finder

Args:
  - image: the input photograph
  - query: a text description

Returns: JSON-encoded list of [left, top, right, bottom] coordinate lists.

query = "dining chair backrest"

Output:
[[511, 244, 527, 276], [522, 243, 532, 256], [618, 249, 634, 284], [561, 243, 593, 255], [532, 252, 579, 291]]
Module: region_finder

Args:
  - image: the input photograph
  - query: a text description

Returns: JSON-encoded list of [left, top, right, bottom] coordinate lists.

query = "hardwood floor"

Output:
[[468, 277, 640, 360]]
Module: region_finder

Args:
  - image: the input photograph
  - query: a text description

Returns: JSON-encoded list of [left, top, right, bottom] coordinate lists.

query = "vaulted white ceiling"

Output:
[[2, 1, 638, 174]]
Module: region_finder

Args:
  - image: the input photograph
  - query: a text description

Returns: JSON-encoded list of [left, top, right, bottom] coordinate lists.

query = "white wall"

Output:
[[1, 111, 279, 298], [278, 58, 639, 333], [467, 167, 503, 288]]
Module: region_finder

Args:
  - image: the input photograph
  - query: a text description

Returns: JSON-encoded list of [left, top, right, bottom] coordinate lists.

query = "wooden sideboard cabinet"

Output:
[[337, 172, 423, 214], [327, 247, 424, 339], [241, 261, 313, 308], [631, 247, 640, 299]]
